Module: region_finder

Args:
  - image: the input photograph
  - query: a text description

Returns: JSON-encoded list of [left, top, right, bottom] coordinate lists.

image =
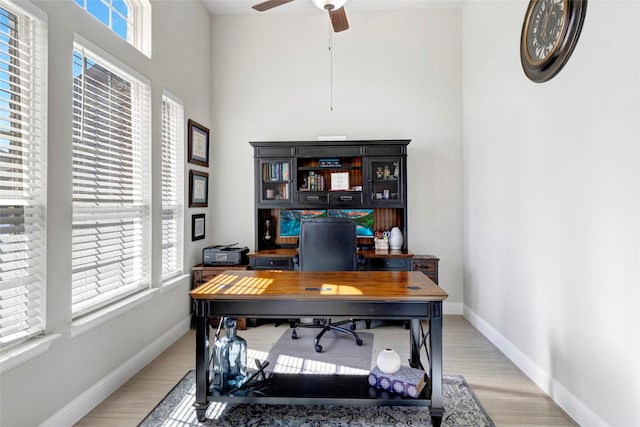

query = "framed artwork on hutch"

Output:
[[189, 170, 208, 207], [188, 119, 209, 167], [192, 214, 205, 241]]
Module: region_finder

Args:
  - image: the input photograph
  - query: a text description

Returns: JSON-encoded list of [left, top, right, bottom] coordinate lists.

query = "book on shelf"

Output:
[[309, 171, 316, 191], [266, 162, 288, 182], [368, 365, 426, 398], [319, 158, 342, 168], [307, 172, 325, 192]]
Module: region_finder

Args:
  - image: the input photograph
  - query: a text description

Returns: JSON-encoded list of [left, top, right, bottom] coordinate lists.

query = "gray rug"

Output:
[[264, 327, 374, 374], [139, 329, 494, 426], [138, 372, 494, 426]]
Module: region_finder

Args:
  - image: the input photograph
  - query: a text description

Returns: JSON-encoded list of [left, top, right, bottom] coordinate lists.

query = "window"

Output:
[[161, 92, 184, 281], [71, 39, 151, 318], [0, 0, 47, 347], [75, 0, 130, 40], [75, 0, 151, 57]]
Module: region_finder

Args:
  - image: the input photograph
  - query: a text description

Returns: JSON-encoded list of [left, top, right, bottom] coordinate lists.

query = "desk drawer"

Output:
[[365, 258, 409, 271], [252, 257, 293, 270], [329, 192, 363, 205], [412, 261, 437, 273], [297, 193, 328, 204], [412, 256, 439, 284]]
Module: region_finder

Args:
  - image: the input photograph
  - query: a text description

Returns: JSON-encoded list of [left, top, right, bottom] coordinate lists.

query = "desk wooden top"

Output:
[[190, 270, 448, 302]]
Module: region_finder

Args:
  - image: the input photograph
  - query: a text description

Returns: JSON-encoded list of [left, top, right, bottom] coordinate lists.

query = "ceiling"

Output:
[[201, 0, 462, 16]]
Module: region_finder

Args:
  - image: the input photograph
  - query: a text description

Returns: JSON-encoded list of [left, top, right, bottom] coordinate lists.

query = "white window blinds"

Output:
[[161, 92, 184, 281], [0, 1, 47, 346], [71, 41, 151, 317]]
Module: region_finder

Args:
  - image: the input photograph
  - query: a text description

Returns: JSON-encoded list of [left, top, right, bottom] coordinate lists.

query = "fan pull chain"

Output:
[[329, 23, 333, 111]]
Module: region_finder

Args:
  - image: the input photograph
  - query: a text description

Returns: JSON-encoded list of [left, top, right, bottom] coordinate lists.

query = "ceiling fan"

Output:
[[252, 0, 350, 32]]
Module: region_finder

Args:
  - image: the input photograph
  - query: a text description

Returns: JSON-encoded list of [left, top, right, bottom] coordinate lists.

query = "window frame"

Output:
[[161, 91, 185, 282], [71, 34, 152, 319], [0, 0, 48, 349], [74, 0, 151, 57]]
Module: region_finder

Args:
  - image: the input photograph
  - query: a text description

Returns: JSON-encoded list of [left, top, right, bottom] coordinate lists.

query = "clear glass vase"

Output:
[[212, 317, 247, 393]]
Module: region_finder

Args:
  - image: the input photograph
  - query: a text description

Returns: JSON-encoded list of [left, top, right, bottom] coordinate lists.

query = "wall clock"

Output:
[[520, 0, 587, 83]]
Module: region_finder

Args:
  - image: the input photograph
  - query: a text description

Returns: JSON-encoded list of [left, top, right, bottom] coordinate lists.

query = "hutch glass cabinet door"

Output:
[[367, 158, 403, 204], [259, 159, 292, 204]]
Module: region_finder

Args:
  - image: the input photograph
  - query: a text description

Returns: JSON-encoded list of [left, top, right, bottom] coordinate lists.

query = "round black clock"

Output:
[[521, 0, 587, 83]]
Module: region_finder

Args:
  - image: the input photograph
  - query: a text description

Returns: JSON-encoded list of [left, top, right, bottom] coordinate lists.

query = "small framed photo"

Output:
[[192, 214, 205, 241], [189, 170, 209, 207], [330, 172, 349, 191], [188, 119, 210, 167]]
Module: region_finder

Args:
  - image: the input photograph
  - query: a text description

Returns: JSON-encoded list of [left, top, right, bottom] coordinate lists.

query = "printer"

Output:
[[202, 243, 249, 266]]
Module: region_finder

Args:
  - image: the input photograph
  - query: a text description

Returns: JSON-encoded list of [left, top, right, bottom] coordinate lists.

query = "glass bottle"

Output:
[[212, 317, 247, 393]]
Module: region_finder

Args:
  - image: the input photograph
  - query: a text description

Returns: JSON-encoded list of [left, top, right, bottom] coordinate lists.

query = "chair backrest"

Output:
[[297, 217, 358, 272]]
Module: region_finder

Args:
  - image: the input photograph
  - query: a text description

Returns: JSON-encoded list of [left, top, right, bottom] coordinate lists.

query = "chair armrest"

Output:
[[293, 254, 300, 271]]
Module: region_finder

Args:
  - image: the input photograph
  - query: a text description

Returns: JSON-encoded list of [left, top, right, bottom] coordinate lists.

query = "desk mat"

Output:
[[264, 326, 374, 374]]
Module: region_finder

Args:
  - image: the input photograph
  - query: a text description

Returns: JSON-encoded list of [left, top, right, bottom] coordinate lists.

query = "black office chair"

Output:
[[291, 217, 363, 353]]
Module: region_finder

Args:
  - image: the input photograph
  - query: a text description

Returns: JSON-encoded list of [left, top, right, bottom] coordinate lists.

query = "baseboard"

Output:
[[463, 305, 608, 427], [41, 316, 191, 427]]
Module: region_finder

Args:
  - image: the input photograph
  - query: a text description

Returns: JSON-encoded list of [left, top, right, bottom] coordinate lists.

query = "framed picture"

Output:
[[330, 172, 349, 191], [188, 119, 210, 167], [189, 170, 209, 207], [192, 214, 205, 241]]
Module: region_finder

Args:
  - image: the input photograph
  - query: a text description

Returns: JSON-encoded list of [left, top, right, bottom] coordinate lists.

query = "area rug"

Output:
[[138, 371, 494, 427], [139, 328, 494, 426]]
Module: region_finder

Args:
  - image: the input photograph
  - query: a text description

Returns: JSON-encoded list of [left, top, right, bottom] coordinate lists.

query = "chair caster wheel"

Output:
[[314, 344, 323, 353], [291, 331, 298, 339], [356, 338, 363, 346]]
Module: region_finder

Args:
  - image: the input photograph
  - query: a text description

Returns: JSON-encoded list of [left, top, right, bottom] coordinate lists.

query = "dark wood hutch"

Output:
[[248, 140, 415, 271]]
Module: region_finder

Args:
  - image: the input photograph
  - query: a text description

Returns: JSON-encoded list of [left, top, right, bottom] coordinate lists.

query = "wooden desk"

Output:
[[191, 264, 248, 329], [190, 270, 448, 426]]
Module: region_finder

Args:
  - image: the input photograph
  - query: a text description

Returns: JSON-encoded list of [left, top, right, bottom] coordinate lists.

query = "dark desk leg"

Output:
[[409, 318, 422, 369], [429, 301, 444, 426], [193, 300, 210, 422]]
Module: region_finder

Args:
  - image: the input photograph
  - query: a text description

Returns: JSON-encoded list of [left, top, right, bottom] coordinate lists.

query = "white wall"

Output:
[[209, 7, 464, 308], [463, 1, 640, 426], [0, 1, 211, 426]]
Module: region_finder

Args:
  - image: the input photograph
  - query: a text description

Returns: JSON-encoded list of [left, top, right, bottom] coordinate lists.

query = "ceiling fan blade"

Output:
[[252, 0, 296, 12], [329, 6, 349, 32]]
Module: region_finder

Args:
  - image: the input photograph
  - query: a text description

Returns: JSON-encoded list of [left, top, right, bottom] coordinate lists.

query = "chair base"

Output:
[[291, 319, 363, 353]]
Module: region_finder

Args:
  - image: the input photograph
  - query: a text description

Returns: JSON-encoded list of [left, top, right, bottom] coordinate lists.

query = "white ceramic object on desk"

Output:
[[389, 227, 403, 250], [376, 348, 401, 374]]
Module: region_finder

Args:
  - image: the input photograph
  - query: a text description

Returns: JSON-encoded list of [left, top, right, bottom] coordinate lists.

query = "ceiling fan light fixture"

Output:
[[311, 0, 347, 11]]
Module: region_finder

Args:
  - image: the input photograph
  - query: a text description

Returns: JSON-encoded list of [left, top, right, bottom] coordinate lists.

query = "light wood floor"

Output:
[[75, 315, 577, 426]]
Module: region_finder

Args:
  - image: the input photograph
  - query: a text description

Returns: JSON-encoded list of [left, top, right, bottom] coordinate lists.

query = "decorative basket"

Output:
[[374, 238, 389, 250]]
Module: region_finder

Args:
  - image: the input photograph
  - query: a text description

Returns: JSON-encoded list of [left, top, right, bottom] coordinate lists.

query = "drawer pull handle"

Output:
[[307, 196, 320, 201], [340, 196, 353, 201]]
